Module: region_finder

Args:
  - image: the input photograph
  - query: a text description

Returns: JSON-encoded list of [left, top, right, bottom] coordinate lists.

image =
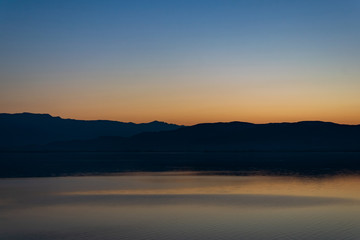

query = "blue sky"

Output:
[[1, 0, 360, 124]]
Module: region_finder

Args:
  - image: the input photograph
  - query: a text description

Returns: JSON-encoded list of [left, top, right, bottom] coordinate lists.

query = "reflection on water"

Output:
[[1, 173, 360, 240]]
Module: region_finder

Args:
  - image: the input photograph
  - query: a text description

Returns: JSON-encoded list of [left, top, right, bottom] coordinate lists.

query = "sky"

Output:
[[1, 0, 360, 125]]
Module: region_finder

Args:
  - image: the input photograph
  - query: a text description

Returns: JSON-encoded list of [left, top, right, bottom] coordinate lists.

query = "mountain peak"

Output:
[[0, 113, 181, 147], [148, 120, 166, 124]]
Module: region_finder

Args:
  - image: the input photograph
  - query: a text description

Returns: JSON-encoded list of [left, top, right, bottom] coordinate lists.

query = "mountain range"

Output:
[[2, 113, 360, 152], [0, 113, 181, 148], [40, 121, 360, 152]]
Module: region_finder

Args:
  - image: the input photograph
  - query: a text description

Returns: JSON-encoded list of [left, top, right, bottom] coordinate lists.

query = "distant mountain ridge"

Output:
[[0, 112, 182, 148], [22, 120, 360, 152]]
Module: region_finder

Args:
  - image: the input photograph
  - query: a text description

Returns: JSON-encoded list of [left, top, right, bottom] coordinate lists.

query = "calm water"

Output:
[[1, 173, 360, 240]]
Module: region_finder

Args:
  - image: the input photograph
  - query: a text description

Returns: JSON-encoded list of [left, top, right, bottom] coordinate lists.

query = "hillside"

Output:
[[0, 113, 181, 148], [32, 121, 360, 152]]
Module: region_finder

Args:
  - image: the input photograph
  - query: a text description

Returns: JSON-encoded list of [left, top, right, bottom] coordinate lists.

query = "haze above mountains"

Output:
[[1, 113, 360, 152]]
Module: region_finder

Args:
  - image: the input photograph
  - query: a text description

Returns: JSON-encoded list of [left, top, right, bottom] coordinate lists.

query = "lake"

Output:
[[1, 172, 360, 240]]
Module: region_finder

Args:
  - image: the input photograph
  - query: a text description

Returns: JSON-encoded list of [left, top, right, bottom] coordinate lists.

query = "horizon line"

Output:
[[2, 112, 360, 126]]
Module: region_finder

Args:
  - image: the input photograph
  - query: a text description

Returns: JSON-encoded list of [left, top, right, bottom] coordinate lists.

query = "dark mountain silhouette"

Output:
[[2, 118, 360, 177], [0, 113, 181, 148], [30, 121, 360, 152]]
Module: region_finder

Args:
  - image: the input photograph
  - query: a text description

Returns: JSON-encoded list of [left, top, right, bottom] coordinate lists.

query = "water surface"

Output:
[[1, 173, 360, 240]]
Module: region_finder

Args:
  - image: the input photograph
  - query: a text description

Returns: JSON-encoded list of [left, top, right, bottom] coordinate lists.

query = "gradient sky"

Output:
[[1, 0, 360, 124]]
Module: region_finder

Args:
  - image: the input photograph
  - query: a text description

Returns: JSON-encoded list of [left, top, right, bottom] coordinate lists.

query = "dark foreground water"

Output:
[[1, 173, 360, 240]]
